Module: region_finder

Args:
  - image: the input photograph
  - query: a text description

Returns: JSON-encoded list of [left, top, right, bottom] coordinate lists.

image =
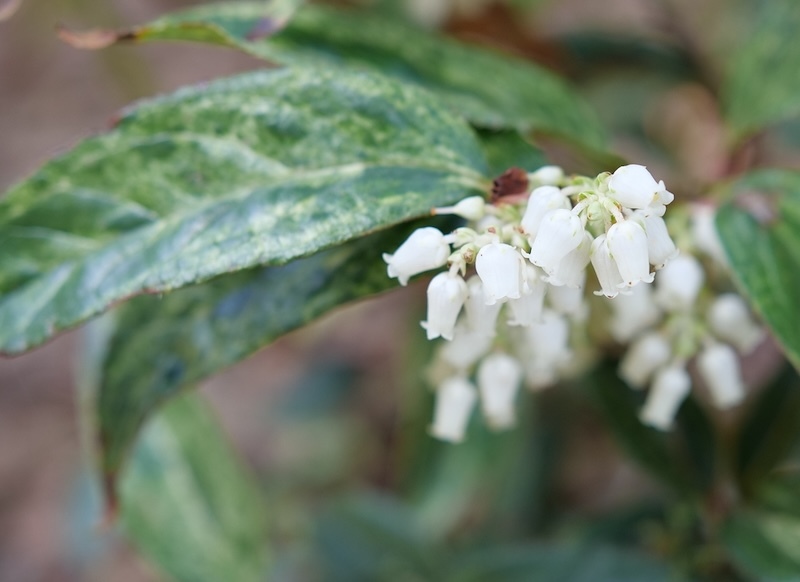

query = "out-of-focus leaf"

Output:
[[314, 492, 443, 581], [96, 226, 420, 490], [119, 394, 268, 582], [64, 2, 608, 148], [716, 170, 800, 371], [477, 130, 547, 178], [736, 364, 800, 494], [448, 543, 672, 582], [0, 66, 486, 354], [724, 0, 800, 141], [722, 510, 800, 581]]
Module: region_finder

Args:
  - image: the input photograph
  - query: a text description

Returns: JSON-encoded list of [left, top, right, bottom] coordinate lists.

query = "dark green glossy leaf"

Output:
[[0, 66, 487, 354], [96, 226, 419, 489], [77, 2, 607, 147], [477, 130, 547, 178], [722, 510, 800, 582], [448, 543, 672, 582], [716, 170, 800, 370], [736, 364, 800, 494], [119, 393, 268, 582], [724, 0, 800, 141]]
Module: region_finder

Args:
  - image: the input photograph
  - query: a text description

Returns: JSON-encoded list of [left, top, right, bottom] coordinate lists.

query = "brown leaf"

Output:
[[56, 24, 134, 50]]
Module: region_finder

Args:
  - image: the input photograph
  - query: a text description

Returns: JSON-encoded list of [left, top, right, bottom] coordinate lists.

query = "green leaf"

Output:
[[724, 0, 800, 141], [716, 170, 800, 370], [736, 364, 800, 494], [72, 2, 607, 147], [448, 543, 672, 582], [0, 66, 487, 354], [477, 130, 547, 178], [722, 510, 800, 581], [96, 225, 423, 490], [119, 393, 269, 582]]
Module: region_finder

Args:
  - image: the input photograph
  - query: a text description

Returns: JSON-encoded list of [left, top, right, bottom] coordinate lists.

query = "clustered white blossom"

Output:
[[383, 165, 764, 442]]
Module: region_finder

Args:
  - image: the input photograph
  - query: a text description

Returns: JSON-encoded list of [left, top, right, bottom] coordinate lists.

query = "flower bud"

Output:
[[640, 365, 691, 430], [475, 243, 524, 305], [691, 203, 728, 266], [697, 343, 745, 409], [530, 165, 564, 186], [477, 353, 523, 429], [430, 377, 477, 442], [421, 272, 468, 340], [383, 227, 450, 285], [433, 196, 486, 221]]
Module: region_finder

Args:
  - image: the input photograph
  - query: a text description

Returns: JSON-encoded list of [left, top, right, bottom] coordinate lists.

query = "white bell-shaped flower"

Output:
[[433, 196, 486, 221], [528, 209, 584, 275], [608, 164, 663, 209], [546, 232, 592, 287], [640, 365, 691, 430], [697, 343, 746, 409], [548, 277, 586, 316], [421, 272, 468, 341], [530, 165, 564, 186], [619, 332, 672, 388], [690, 203, 728, 267], [608, 283, 662, 343], [707, 293, 764, 354], [508, 265, 546, 326], [430, 376, 477, 442], [654, 254, 704, 312], [475, 243, 524, 305], [591, 234, 625, 298], [641, 214, 678, 268], [439, 322, 493, 369], [607, 220, 654, 288], [520, 186, 571, 237], [383, 227, 450, 286], [463, 276, 503, 336], [477, 352, 523, 429], [524, 309, 572, 368]]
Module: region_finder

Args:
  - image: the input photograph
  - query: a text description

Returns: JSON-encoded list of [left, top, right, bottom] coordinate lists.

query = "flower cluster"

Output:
[[383, 165, 763, 442]]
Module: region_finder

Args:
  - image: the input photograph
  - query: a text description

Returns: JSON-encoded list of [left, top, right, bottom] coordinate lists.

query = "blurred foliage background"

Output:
[[1, 0, 800, 580]]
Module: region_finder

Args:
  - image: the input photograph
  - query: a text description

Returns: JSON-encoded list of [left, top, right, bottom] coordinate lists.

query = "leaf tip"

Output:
[[57, 23, 136, 50]]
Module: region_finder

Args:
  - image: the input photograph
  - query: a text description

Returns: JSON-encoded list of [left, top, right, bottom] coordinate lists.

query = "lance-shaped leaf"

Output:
[[723, 0, 800, 142], [60, 2, 607, 148], [716, 170, 800, 371], [0, 66, 487, 354], [96, 224, 429, 490], [119, 393, 270, 582]]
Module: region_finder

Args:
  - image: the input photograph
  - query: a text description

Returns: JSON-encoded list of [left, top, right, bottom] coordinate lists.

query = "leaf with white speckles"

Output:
[[0, 66, 487, 354], [61, 2, 607, 148]]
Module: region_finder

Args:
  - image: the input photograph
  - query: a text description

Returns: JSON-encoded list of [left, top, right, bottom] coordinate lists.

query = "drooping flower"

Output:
[[608, 283, 662, 343], [463, 276, 503, 336], [640, 365, 691, 430], [521, 186, 570, 237], [619, 332, 672, 388], [507, 265, 546, 326], [475, 243, 524, 305], [591, 235, 625, 298], [547, 277, 586, 316], [654, 254, 704, 312], [707, 293, 764, 354], [383, 227, 450, 285], [697, 343, 745, 408], [546, 232, 592, 288], [439, 322, 493, 369], [477, 353, 523, 429], [607, 220, 654, 288], [640, 214, 678, 268], [430, 377, 477, 442], [527, 209, 584, 275], [421, 272, 468, 340], [608, 164, 670, 210]]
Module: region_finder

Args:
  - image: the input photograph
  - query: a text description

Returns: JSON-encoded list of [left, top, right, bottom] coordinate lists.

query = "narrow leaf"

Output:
[[63, 2, 607, 147], [0, 66, 486, 354], [120, 393, 269, 582], [722, 510, 800, 582], [716, 170, 800, 370]]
